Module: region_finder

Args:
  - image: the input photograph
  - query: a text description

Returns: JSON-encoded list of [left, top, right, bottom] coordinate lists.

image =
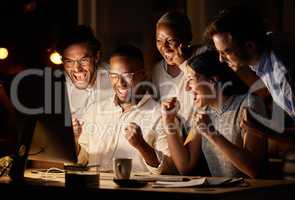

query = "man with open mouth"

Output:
[[76, 45, 175, 174], [58, 25, 113, 141]]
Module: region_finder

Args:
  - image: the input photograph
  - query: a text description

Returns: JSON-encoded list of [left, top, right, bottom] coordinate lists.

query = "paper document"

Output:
[[134, 175, 191, 182], [152, 178, 206, 188], [152, 177, 243, 188]]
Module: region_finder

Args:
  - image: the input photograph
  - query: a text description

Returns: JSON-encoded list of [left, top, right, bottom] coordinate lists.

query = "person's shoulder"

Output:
[[97, 66, 109, 76], [238, 93, 261, 105], [84, 96, 115, 114], [140, 95, 162, 116], [152, 60, 166, 74]]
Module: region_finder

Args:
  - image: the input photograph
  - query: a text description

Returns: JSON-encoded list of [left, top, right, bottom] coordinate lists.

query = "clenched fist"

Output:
[[123, 122, 146, 149], [72, 118, 84, 141]]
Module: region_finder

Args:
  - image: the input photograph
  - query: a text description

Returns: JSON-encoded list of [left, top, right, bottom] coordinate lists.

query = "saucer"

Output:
[[113, 178, 147, 187]]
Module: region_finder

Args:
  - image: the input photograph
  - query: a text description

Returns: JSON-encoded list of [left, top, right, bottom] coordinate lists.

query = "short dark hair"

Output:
[[157, 11, 193, 44], [110, 44, 144, 63], [189, 50, 248, 96], [205, 6, 268, 49], [57, 25, 101, 55]]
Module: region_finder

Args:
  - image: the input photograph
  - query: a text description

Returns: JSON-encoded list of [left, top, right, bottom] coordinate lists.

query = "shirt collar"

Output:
[[161, 60, 184, 77], [113, 93, 151, 111], [249, 51, 271, 75]]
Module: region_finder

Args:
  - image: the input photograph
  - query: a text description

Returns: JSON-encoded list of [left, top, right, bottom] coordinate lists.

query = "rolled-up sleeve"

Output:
[[143, 117, 180, 175]]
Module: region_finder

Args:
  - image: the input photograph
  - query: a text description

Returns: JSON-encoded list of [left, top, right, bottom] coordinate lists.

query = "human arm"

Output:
[[124, 122, 160, 168], [194, 106, 267, 178], [161, 97, 202, 175]]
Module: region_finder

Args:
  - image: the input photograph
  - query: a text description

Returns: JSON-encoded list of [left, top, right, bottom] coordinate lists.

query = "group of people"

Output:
[[59, 7, 295, 178]]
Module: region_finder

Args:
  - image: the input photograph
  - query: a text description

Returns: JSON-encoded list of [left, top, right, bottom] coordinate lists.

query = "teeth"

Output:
[[74, 73, 86, 81], [164, 53, 172, 58], [118, 88, 128, 93]]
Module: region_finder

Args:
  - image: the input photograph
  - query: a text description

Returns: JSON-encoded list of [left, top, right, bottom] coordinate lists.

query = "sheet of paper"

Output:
[[151, 177, 243, 188], [134, 175, 191, 182], [152, 178, 207, 188], [206, 177, 232, 185]]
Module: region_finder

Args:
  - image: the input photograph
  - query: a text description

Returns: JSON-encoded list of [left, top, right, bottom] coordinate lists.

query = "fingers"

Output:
[[193, 111, 206, 122], [72, 118, 84, 128], [72, 118, 84, 140], [123, 122, 144, 147], [124, 122, 140, 136], [161, 97, 179, 112], [242, 107, 248, 121]]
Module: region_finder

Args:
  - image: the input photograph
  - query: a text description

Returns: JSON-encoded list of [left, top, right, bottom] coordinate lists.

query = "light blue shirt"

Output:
[[250, 51, 295, 119]]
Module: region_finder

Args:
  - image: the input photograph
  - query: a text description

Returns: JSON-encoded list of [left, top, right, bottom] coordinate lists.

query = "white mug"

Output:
[[113, 158, 132, 180]]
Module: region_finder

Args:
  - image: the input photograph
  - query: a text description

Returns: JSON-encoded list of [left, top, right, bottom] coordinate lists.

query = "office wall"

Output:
[[77, 0, 186, 69], [187, 0, 295, 44]]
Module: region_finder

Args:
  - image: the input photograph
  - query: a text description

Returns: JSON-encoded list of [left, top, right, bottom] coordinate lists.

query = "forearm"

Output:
[[207, 133, 261, 178], [136, 142, 160, 168], [166, 130, 193, 174]]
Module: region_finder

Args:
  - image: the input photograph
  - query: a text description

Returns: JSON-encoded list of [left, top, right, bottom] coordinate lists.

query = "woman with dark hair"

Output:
[[161, 50, 267, 178], [152, 11, 196, 129]]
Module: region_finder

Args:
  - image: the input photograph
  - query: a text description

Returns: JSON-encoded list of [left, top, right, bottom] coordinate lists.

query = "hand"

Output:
[[72, 118, 84, 140], [193, 111, 215, 137], [124, 122, 146, 149], [161, 97, 180, 125]]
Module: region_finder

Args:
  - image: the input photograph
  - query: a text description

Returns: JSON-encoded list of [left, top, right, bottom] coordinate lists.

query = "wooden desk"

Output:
[[0, 170, 295, 200]]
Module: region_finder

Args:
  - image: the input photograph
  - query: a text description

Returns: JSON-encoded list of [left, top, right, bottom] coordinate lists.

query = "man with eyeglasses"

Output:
[[76, 45, 175, 174], [206, 7, 295, 138], [58, 25, 113, 140]]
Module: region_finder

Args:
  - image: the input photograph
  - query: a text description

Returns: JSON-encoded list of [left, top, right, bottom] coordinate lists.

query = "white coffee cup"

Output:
[[113, 158, 132, 180]]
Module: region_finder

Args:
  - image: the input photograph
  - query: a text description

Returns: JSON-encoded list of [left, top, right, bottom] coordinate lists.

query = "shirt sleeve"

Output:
[[143, 117, 181, 175], [77, 109, 93, 165], [178, 60, 188, 72]]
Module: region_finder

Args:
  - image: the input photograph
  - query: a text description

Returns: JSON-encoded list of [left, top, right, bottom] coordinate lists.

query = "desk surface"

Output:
[[1, 170, 295, 200]]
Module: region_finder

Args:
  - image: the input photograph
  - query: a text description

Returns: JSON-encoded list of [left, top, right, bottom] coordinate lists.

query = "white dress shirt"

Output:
[[250, 51, 295, 119], [152, 60, 194, 128], [78, 94, 171, 174]]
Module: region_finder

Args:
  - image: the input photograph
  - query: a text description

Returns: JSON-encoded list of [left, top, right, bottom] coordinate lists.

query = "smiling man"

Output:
[[58, 26, 113, 136], [205, 7, 295, 122], [77, 45, 174, 174]]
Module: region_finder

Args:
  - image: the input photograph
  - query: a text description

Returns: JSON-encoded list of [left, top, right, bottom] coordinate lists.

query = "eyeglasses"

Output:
[[108, 70, 144, 83], [62, 56, 92, 68]]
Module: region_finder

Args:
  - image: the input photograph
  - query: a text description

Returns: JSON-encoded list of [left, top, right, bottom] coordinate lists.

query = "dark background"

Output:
[[0, 0, 294, 74]]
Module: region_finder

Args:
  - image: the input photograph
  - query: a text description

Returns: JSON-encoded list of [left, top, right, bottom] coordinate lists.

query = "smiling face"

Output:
[[109, 56, 145, 103], [63, 43, 97, 89], [156, 23, 182, 66], [213, 32, 251, 69], [185, 69, 217, 109]]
